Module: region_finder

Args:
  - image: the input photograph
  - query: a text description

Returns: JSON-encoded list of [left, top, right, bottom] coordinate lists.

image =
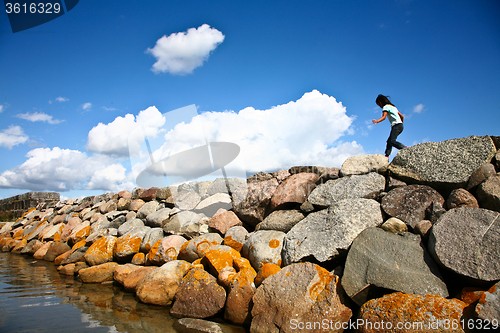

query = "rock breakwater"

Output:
[[1, 135, 499, 332]]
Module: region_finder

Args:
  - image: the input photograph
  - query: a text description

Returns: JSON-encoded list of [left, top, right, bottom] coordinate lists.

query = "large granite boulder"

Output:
[[308, 172, 386, 208], [282, 198, 383, 265], [231, 179, 278, 226], [428, 207, 500, 282], [389, 135, 497, 193], [340, 154, 389, 176], [170, 267, 226, 319], [381, 185, 445, 228], [269, 173, 319, 210], [356, 292, 466, 333], [251, 262, 352, 333], [342, 228, 448, 305]]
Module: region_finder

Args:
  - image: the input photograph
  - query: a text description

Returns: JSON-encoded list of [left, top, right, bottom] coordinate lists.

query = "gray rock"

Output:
[[194, 193, 232, 217], [145, 207, 172, 228], [140, 227, 164, 253], [174, 191, 201, 211], [223, 226, 249, 252], [467, 163, 497, 189], [342, 227, 448, 306], [117, 218, 145, 237], [108, 215, 126, 229], [477, 174, 500, 212], [256, 209, 305, 233], [389, 135, 497, 193], [241, 230, 285, 270], [282, 198, 383, 265], [381, 185, 445, 228], [136, 201, 159, 220], [90, 215, 111, 234], [162, 211, 209, 238], [178, 181, 199, 193], [340, 154, 389, 176], [178, 233, 223, 262], [173, 318, 223, 333], [308, 172, 386, 208], [206, 177, 246, 196], [428, 207, 500, 282], [475, 281, 500, 322]]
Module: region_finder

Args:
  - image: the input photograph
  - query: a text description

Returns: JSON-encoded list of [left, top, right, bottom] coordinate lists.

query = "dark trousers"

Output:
[[385, 123, 405, 156]]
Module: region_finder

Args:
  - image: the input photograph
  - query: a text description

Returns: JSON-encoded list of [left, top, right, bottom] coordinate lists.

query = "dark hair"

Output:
[[376, 94, 395, 107]]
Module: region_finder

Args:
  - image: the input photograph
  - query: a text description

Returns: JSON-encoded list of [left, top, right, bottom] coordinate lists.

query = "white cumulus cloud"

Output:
[[0, 105, 4, 113], [0, 147, 133, 192], [135, 90, 363, 177], [413, 104, 425, 113], [0, 125, 29, 149], [56, 96, 69, 102], [87, 106, 166, 156], [146, 24, 225, 75], [16, 112, 64, 124], [82, 102, 92, 111]]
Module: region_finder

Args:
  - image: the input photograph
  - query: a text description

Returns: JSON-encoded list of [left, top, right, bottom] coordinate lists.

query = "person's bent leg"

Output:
[[388, 124, 406, 152]]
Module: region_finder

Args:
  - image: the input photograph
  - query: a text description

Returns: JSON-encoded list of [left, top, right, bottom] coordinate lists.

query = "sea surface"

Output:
[[0, 252, 246, 333]]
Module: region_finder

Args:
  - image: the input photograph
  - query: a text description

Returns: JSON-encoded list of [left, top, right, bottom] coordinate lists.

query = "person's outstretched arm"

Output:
[[372, 111, 388, 124]]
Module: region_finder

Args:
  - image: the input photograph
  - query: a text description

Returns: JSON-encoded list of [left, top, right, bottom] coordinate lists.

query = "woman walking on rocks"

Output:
[[372, 94, 407, 158]]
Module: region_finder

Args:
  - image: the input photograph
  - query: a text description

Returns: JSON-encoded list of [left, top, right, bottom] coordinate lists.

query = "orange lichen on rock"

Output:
[[223, 235, 243, 252], [308, 265, 334, 302], [131, 252, 146, 265], [72, 239, 86, 252], [11, 239, 27, 253], [358, 292, 467, 333], [84, 236, 117, 266], [233, 257, 257, 281], [255, 263, 281, 286], [12, 228, 24, 239], [146, 239, 162, 264], [72, 225, 90, 243], [204, 245, 242, 276], [268, 239, 280, 249], [114, 235, 142, 258]]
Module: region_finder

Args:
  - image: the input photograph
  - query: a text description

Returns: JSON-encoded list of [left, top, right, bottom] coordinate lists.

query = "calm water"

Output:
[[0, 252, 247, 333]]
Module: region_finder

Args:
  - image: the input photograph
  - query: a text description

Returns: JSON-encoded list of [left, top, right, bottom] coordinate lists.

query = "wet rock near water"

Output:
[[1, 134, 499, 332]]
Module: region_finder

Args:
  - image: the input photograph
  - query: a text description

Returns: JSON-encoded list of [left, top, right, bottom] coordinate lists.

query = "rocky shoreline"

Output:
[[1, 134, 499, 333]]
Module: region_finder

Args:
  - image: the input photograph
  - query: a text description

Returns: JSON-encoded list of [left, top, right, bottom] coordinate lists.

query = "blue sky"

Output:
[[0, 0, 499, 200]]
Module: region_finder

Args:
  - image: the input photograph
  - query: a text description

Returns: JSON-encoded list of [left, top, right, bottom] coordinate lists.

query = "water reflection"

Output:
[[0, 253, 246, 333]]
